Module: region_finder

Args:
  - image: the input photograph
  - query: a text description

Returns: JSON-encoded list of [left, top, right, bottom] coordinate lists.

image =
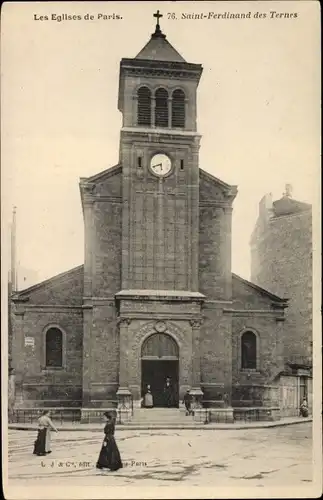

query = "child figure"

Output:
[[300, 397, 309, 417], [183, 390, 192, 416]]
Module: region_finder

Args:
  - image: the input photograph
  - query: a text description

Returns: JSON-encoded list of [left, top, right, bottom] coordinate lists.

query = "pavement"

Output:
[[5, 422, 315, 493], [8, 415, 312, 431]]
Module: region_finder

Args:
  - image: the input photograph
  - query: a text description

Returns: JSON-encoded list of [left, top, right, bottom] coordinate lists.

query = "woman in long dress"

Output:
[[33, 410, 58, 456], [143, 385, 154, 408], [96, 412, 123, 471]]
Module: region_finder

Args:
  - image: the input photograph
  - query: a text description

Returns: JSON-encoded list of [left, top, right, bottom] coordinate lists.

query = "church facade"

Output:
[[11, 19, 290, 419]]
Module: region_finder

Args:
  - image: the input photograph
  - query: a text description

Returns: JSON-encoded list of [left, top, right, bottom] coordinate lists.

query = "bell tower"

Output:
[[117, 12, 203, 292]]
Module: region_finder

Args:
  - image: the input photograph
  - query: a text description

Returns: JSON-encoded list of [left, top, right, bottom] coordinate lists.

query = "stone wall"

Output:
[[232, 315, 284, 386], [92, 201, 122, 297], [11, 267, 84, 407], [199, 172, 234, 301], [119, 130, 200, 291], [82, 303, 119, 405], [11, 308, 83, 407], [200, 305, 232, 400], [251, 209, 312, 364]]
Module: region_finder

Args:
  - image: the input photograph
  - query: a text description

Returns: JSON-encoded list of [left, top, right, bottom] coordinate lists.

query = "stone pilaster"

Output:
[[12, 309, 25, 408], [167, 97, 172, 128], [190, 317, 204, 408], [151, 97, 156, 127], [116, 318, 132, 400], [116, 318, 133, 423], [222, 206, 233, 300], [189, 138, 200, 292], [82, 306, 93, 406], [82, 186, 95, 298], [81, 184, 95, 406], [156, 178, 165, 289]]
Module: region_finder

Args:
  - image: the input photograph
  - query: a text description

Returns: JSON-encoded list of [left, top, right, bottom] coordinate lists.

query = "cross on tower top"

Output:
[[153, 9, 164, 36], [153, 9, 163, 24]]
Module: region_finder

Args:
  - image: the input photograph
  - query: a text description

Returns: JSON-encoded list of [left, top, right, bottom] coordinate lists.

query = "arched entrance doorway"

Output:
[[141, 333, 179, 408]]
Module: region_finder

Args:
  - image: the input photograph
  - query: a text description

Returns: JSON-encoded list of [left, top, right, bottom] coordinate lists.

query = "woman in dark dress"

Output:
[[96, 412, 123, 471], [33, 410, 58, 456]]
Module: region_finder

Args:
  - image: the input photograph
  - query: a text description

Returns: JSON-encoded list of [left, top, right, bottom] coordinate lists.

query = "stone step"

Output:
[[131, 408, 192, 424]]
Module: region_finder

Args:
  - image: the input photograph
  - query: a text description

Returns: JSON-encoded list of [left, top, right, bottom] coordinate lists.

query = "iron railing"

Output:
[[9, 396, 134, 425], [9, 407, 82, 424]]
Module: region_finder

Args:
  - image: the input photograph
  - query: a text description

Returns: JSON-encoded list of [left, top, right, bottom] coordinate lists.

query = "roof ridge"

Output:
[[82, 163, 121, 183], [200, 168, 238, 193], [12, 265, 84, 297], [232, 273, 288, 303]]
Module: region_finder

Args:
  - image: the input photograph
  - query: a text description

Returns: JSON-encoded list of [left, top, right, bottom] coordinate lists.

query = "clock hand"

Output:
[[152, 163, 162, 169]]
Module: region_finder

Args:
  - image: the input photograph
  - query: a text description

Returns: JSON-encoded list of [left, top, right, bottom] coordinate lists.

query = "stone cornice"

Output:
[[83, 297, 115, 305], [121, 58, 202, 72], [121, 127, 201, 142], [21, 305, 83, 313], [199, 201, 234, 209], [120, 58, 202, 82], [204, 300, 233, 305], [115, 290, 205, 302], [94, 196, 122, 204], [223, 308, 285, 319], [117, 313, 202, 321]]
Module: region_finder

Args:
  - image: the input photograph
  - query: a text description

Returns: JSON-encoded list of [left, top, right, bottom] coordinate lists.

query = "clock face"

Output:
[[150, 153, 172, 177]]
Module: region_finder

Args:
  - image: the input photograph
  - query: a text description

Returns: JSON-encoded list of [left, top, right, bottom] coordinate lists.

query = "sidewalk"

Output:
[[8, 415, 312, 431]]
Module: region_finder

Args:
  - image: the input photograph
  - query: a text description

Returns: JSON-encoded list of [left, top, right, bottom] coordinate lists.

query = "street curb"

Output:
[[8, 417, 312, 432]]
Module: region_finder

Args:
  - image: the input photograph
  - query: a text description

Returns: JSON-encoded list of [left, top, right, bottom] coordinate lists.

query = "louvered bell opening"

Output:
[[137, 87, 151, 126], [155, 88, 168, 128], [172, 89, 185, 128]]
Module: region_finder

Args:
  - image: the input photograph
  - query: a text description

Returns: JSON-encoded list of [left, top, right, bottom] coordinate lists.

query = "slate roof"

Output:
[[272, 195, 311, 217], [135, 35, 186, 62], [135, 28, 186, 63]]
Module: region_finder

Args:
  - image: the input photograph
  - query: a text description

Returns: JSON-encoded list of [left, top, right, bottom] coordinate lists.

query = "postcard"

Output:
[[1, 1, 321, 499]]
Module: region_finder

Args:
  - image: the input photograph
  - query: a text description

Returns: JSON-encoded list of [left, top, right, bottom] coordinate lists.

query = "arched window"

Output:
[[241, 331, 257, 370], [172, 89, 185, 128], [45, 328, 63, 368], [155, 88, 168, 128], [137, 86, 151, 126]]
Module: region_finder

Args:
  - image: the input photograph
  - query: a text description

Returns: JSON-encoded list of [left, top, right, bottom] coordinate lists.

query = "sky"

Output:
[[1, 1, 320, 289]]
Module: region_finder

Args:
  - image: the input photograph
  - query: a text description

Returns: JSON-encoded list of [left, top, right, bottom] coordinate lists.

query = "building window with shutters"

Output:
[[241, 331, 257, 370], [172, 89, 185, 128], [45, 327, 64, 369], [155, 88, 168, 128], [137, 86, 151, 126]]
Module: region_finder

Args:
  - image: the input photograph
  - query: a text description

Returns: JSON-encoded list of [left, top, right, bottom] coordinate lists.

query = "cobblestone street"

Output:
[[6, 422, 314, 495]]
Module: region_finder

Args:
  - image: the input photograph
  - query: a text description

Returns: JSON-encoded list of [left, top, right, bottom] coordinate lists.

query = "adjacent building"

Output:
[[250, 186, 312, 416]]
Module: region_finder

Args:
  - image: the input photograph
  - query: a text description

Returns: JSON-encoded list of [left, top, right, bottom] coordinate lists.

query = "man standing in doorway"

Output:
[[163, 376, 174, 407]]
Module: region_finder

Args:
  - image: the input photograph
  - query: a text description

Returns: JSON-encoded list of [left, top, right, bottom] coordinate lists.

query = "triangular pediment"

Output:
[[12, 265, 84, 305], [80, 164, 122, 200], [232, 273, 288, 308], [82, 164, 122, 185], [199, 169, 238, 204]]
